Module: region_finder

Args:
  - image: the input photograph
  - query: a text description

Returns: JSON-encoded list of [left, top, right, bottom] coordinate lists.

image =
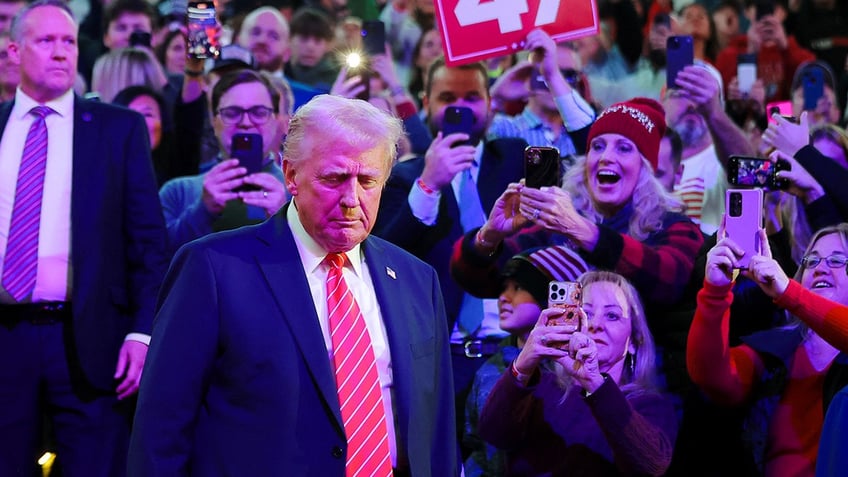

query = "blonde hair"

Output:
[[91, 47, 167, 102], [551, 270, 658, 397], [564, 155, 685, 241]]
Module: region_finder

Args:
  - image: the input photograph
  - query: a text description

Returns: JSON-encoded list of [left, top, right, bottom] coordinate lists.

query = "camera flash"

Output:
[[346, 52, 362, 68]]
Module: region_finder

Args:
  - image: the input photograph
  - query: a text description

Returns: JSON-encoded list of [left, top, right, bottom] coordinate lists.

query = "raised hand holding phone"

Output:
[[723, 189, 764, 270], [742, 229, 790, 298]]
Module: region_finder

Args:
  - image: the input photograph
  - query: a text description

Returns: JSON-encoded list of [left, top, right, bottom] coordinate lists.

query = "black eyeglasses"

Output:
[[216, 105, 274, 125], [801, 254, 848, 269]]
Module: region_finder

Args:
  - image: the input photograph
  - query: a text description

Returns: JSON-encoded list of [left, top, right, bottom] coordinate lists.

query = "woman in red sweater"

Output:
[[687, 223, 848, 476]]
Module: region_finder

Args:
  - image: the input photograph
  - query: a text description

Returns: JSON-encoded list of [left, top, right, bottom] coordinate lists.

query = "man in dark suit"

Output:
[[0, 1, 167, 476], [128, 94, 457, 476], [372, 56, 526, 455]]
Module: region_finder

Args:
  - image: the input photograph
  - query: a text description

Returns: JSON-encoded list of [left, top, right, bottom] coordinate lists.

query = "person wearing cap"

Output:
[[478, 270, 677, 476], [451, 97, 703, 398], [463, 245, 589, 476]]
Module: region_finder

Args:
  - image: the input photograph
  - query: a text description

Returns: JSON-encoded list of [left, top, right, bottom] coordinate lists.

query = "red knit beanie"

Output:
[[585, 97, 667, 170]]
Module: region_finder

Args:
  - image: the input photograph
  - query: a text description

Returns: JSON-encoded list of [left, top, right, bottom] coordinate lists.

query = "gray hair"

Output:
[[10, 0, 74, 42], [284, 94, 403, 175]]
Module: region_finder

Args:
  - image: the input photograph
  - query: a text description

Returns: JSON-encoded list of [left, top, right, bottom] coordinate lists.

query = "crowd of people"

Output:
[[3, 0, 848, 475]]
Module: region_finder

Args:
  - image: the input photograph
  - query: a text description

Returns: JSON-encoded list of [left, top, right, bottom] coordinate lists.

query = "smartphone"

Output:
[[755, 0, 775, 21], [546, 281, 583, 348], [724, 189, 764, 269], [187, 1, 219, 59], [766, 100, 794, 125], [653, 12, 671, 29], [362, 20, 386, 56], [129, 30, 152, 48], [524, 146, 560, 188], [666, 35, 694, 89], [344, 53, 370, 101], [442, 106, 474, 146], [727, 155, 790, 190], [802, 67, 824, 111], [737, 53, 757, 95], [232, 133, 263, 191], [529, 66, 547, 91]]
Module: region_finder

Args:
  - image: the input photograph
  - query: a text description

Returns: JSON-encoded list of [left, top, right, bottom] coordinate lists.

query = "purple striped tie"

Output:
[[2, 106, 53, 302]]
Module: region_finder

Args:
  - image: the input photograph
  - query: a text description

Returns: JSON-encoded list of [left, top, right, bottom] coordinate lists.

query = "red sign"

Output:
[[434, 0, 600, 66]]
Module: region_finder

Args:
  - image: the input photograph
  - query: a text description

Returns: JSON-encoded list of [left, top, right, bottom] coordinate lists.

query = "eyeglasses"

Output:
[[801, 254, 848, 269], [216, 105, 274, 125]]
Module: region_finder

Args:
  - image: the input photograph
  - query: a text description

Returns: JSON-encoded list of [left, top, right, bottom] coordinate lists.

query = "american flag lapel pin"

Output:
[[386, 267, 396, 279]]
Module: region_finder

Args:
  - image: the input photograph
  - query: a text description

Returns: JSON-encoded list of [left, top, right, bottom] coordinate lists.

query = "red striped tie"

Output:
[[2, 106, 53, 301], [325, 253, 392, 477]]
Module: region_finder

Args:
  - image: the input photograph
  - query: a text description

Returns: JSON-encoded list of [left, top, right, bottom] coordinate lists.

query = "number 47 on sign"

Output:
[[434, 0, 600, 66]]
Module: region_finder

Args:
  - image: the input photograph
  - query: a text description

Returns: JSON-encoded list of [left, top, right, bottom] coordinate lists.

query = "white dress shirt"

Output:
[[0, 88, 74, 304], [286, 201, 397, 466]]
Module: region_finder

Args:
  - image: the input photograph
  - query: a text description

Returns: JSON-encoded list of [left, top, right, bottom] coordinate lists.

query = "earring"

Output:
[[626, 352, 636, 378]]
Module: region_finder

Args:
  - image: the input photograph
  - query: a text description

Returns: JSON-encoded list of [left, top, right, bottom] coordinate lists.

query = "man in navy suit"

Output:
[[128, 94, 457, 476], [372, 56, 526, 456], [0, 1, 167, 476]]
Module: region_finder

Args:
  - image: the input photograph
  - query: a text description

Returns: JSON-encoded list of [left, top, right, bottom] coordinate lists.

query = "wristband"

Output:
[[416, 177, 436, 195], [511, 362, 532, 385], [184, 69, 203, 78], [475, 229, 497, 257]]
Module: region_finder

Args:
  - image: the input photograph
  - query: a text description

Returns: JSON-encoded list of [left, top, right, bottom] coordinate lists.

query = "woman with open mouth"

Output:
[[688, 223, 848, 477]]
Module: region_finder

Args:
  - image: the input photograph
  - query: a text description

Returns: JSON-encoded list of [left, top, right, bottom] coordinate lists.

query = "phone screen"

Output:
[[737, 54, 756, 94], [727, 156, 790, 190], [666, 35, 694, 89], [187, 1, 219, 59], [524, 146, 560, 188]]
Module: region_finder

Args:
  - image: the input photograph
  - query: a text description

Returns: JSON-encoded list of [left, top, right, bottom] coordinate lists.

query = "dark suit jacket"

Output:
[[373, 138, 527, 329], [128, 206, 457, 476], [0, 96, 168, 391]]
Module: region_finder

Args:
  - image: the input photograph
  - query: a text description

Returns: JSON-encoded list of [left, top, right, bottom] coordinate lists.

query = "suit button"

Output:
[[331, 446, 343, 459]]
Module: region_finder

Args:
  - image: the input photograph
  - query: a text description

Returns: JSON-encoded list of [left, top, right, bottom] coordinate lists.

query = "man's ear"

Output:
[[7, 41, 19, 66], [283, 160, 298, 196]]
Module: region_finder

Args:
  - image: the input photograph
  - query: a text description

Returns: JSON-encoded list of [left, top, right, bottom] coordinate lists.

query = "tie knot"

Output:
[[30, 106, 53, 119], [324, 253, 346, 270]]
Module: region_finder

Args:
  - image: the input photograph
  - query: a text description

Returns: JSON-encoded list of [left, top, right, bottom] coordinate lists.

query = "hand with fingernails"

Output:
[[238, 171, 287, 218], [512, 307, 587, 380]]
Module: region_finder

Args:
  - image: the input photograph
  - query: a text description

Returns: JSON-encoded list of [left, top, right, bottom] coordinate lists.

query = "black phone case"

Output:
[[442, 106, 474, 146], [524, 146, 560, 188]]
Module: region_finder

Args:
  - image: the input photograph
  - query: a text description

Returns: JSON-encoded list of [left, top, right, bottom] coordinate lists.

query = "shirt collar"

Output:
[[286, 200, 363, 277], [13, 88, 74, 120], [519, 107, 545, 129]]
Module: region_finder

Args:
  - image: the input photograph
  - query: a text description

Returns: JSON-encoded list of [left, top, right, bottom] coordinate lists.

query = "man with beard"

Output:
[[662, 64, 754, 235], [373, 56, 527, 458]]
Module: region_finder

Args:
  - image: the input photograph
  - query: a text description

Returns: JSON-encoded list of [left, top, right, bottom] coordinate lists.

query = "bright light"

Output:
[[346, 52, 362, 68], [38, 452, 55, 466]]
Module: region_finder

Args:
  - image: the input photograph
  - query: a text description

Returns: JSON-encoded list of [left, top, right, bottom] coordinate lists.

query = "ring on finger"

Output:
[[540, 335, 547, 345], [263, 191, 268, 198], [532, 208, 541, 220]]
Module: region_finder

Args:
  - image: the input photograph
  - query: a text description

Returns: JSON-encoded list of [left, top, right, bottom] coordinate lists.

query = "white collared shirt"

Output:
[[286, 202, 397, 466], [0, 88, 74, 303]]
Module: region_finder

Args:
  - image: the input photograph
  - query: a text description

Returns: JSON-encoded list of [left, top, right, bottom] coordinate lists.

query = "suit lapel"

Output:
[[476, 141, 502, 214], [0, 100, 13, 133], [363, 238, 413, 429], [253, 210, 344, 433], [70, 97, 99, 266]]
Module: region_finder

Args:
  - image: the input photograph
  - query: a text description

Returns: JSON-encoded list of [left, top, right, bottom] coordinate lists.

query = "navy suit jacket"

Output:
[[0, 97, 168, 390], [128, 205, 457, 476], [373, 138, 527, 329]]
